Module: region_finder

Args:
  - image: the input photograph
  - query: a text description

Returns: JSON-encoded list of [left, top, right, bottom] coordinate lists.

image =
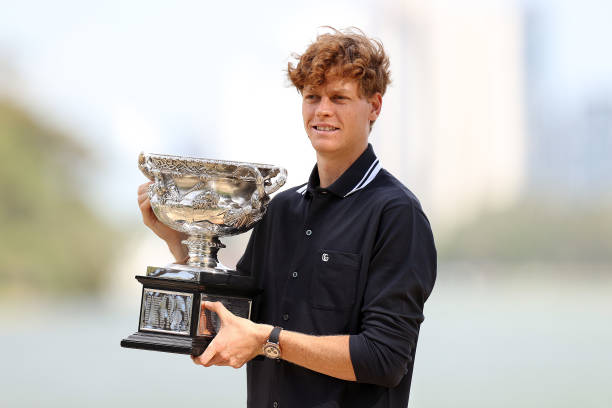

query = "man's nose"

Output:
[[315, 97, 333, 117]]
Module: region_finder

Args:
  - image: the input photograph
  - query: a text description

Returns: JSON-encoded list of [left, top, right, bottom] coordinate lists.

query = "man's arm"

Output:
[[278, 331, 356, 381], [348, 202, 436, 387]]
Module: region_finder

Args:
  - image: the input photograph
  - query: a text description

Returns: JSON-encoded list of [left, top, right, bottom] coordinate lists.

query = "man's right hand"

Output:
[[137, 181, 189, 263]]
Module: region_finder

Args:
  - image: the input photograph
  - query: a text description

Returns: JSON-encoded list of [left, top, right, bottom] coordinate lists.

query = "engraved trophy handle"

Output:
[[138, 152, 155, 181], [233, 164, 266, 208], [265, 167, 288, 195]]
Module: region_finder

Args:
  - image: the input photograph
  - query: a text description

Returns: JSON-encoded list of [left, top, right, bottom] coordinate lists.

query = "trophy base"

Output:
[[121, 332, 211, 356], [121, 265, 259, 357]]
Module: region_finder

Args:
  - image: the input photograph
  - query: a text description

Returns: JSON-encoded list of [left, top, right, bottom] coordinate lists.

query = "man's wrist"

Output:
[[256, 324, 274, 355], [168, 242, 188, 264]]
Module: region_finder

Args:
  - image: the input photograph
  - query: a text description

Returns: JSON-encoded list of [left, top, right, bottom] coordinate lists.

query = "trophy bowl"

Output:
[[138, 152, 287, 272]]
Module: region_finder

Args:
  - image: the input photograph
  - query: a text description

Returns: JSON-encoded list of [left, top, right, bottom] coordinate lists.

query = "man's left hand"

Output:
[[191, 301, 271, 369]]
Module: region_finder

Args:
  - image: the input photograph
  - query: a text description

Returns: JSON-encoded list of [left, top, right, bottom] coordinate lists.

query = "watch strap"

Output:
[[268, 326, 282, 344]]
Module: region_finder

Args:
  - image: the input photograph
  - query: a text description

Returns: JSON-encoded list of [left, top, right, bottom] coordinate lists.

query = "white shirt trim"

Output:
[[344, 159, 382, 197]]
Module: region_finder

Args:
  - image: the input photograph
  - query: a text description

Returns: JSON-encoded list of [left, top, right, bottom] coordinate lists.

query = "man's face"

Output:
[[302, 77, 381, 158]]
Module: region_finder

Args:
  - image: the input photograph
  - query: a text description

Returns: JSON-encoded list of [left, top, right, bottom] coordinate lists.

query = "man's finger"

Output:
[[197, 341, 217, 366], [139, 201, 156, 225], [137, 181, 153, 195], [204, 301, 231, 320], [204, 353, 227, 367], [138, 196, 151, 209]]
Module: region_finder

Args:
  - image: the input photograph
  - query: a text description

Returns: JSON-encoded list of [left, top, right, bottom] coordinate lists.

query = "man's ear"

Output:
[[368, 93, 383, 122]]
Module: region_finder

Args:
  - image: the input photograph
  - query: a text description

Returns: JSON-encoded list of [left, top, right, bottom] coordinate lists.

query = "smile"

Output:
[[313, 126, 339, 131]]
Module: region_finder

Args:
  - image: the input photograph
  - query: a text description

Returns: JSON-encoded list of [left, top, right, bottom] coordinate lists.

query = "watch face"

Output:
[[263, 344, 280, 359]]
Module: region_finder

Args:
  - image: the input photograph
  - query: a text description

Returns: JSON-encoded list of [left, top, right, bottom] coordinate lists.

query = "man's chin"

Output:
[[309, 140, 340, 155]]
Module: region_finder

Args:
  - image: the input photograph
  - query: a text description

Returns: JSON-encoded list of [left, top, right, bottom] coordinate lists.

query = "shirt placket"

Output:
[[280, 192, 323, 325], [271, 193, 325, 408]]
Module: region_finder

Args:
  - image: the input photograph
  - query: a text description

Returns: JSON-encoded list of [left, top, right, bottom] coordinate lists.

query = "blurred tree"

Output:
[[438, 200, 612, 265], [0, 99, 118, 295]]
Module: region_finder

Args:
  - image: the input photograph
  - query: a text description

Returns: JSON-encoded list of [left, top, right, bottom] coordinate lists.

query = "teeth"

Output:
[[315, 126, 336, 131]]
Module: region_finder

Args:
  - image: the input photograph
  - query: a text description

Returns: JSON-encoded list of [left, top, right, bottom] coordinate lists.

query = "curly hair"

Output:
[[287, 27, 391, 97]]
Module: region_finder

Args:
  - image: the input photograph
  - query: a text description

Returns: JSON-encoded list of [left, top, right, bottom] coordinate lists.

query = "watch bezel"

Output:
[[263, 342, 281, 359]]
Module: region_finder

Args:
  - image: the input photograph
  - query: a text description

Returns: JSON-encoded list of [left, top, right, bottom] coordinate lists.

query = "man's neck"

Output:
[[316, 144, 368, 188]]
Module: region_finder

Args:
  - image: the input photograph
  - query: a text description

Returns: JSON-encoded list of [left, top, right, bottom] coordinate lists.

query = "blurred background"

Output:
[[1, 0, 610, 406]]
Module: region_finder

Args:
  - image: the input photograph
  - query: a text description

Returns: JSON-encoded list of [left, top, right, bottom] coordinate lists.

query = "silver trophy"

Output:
[[121, 153, 286, 355]]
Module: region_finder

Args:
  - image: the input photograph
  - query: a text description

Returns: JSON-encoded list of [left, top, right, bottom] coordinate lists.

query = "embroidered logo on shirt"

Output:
[[322, 253, 329, 262]]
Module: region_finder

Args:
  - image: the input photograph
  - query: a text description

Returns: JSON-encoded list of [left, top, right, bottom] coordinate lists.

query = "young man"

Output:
[[138, 28, 436, 407]]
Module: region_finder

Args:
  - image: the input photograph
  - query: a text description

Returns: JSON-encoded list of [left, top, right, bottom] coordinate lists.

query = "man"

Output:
[[137, 28, 436, 407]]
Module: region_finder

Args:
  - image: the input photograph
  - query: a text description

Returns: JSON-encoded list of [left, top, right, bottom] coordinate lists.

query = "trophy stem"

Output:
[[182, 235, 227, 271]]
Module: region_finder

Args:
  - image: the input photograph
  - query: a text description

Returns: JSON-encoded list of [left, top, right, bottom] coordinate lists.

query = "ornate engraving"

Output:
[[140, 289, 193, 335]]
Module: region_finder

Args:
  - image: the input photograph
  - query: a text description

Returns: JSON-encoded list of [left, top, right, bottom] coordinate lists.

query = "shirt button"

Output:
[[282, 313, 289, 321], [305, 229, 312, 236], [292, 271, 298, 278], [322, 253, 329, 262]]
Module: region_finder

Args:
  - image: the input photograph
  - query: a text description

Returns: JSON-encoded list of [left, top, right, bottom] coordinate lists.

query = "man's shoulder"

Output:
[[266, 183, 306, 211], [271, 184, 306, 202], [366, 169, 424, 212]]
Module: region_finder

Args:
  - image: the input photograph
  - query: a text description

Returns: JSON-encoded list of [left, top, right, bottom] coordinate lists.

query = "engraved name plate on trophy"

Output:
[[121, 153, 286, 356]]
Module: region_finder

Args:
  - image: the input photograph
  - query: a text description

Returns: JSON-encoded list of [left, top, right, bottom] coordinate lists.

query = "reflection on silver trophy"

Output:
[[121, 153, 287, 355]]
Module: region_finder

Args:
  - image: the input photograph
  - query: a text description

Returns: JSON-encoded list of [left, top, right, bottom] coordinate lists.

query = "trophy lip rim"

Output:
[[140, 152, 285, 171]]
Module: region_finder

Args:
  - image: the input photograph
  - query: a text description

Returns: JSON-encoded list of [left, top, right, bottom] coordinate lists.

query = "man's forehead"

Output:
[[303, 78, 359, 93]]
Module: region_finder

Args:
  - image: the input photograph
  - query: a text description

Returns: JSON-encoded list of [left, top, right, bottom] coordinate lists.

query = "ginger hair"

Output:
[[287, 27, 391, 97]]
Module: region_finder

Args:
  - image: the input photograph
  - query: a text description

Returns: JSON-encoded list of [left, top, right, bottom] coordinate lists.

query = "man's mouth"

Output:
[[313, 126, 339, 131]]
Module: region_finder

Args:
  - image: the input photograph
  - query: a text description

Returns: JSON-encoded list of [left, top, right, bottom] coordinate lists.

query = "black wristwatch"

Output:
[[263, 326, 283, 359]]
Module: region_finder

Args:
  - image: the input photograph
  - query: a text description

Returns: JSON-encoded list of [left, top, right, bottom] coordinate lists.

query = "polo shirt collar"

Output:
[[298, 144, 381, 198]]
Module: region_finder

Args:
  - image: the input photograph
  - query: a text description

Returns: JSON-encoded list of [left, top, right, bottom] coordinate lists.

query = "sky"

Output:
[[524, 0, 612, 106], [1, 0, 611, 222]]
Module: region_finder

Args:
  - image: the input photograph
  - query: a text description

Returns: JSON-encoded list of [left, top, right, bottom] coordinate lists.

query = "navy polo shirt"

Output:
[[237, 144, 437, 408]]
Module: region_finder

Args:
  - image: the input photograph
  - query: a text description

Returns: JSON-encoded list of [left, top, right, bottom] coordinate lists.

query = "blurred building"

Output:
[[371, 1, 526, 232], [524, 6, 612, 201]]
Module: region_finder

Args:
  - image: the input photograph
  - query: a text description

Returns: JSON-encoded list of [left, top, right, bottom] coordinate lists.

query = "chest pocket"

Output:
[[310, 249, 361, 310]]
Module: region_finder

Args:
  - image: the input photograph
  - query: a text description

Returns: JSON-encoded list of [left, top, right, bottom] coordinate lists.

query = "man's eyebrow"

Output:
[[329, 89, 352, 96], [303, 86, 352, 95]]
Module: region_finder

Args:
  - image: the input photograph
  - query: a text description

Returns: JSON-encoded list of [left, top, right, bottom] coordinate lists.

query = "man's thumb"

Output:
[[204, 300, 229, 320]]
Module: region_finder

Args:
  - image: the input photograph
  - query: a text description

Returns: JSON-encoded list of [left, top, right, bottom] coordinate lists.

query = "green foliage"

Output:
[[0, 99, 118, 295], [438, 200, 612, 264]]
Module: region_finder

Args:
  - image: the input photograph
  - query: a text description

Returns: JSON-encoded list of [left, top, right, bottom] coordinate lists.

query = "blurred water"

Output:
[[411, 263, 612, 408], [1, 263, 610, 407], [0, 298, 245, 407]]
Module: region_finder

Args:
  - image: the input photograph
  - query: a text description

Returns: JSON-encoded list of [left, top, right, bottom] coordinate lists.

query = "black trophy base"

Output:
[[121, 332, 211, 356], [121, 264, 259, 357]]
